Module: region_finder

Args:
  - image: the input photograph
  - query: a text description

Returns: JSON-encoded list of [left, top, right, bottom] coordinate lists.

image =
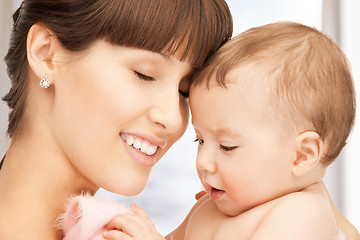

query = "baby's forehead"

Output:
[[200, 64, 270, 93], [190, 75, 266, 107]]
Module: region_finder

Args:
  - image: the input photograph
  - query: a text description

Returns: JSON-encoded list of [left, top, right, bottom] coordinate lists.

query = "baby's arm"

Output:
[[102, 203, 165, 240], [165, 194, 209, 240], [251, 193, 337, 240], [102, 193, 209, 240]]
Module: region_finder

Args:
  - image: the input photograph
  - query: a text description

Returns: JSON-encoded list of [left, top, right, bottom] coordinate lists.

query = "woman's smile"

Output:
[[120, 133, 166, 167]]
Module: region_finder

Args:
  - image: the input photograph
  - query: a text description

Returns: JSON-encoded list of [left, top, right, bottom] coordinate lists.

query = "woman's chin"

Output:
[[103, 177, 149, 196]]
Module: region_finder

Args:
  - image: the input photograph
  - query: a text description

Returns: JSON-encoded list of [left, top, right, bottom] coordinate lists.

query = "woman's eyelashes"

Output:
[[179, 89, 189, 98], [134, 71, 189, 98], [134, 71, 155, 81]]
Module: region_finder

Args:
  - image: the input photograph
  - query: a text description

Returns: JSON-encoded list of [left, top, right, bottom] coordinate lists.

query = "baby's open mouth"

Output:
[[209, 187, 225, 200]]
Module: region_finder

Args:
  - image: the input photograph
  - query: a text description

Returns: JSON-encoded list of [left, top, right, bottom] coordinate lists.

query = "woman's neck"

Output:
[[0, 131, 98, 239]]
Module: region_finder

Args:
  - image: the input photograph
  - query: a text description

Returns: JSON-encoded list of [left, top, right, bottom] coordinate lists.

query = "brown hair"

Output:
[[193, 21, 355, 164], [3, 0, 233, 138]]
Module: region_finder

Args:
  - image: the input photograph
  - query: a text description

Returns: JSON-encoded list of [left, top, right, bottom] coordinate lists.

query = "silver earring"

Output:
[[40, 74, 50, 88]]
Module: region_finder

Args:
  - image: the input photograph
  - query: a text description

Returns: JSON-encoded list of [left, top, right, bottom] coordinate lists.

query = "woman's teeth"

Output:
[[121, 134, 157, 156]]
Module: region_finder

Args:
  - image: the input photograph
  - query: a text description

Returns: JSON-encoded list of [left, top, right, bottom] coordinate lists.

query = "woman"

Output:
[[0, 0, 232, 238]]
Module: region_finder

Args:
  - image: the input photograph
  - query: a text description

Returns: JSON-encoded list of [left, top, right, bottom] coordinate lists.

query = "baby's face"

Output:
[[189, 70, 296, 217]]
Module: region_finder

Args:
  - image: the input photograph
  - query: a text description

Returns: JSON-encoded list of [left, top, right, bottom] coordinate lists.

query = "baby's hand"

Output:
[[102, 203, 165, 240], [195, 190, 207, 200]]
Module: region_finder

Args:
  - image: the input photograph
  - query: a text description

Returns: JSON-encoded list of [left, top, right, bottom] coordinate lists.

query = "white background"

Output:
[[1, 0, 359, 235]]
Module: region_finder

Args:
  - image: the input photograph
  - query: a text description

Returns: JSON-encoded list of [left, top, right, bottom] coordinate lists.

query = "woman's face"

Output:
[[52, 40, 192, 195]]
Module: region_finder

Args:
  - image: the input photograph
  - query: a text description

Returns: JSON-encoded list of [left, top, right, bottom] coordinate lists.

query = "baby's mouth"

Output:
[[209, 187, 225, 200]]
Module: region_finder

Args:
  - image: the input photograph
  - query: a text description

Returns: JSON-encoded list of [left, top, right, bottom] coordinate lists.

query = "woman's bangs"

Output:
[[103, 0, 232, 67]]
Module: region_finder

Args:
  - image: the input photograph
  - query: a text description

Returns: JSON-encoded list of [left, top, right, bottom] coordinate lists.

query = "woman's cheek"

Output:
[[180, 100, 190, 130]]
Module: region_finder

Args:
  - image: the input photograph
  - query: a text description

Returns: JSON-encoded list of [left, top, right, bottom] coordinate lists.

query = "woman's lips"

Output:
[[121, 134, 157, 167], [209, 187, 225, 200]]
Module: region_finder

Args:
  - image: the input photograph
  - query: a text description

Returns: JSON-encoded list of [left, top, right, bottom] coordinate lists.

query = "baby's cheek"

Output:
[[222, 172, 245, 198]]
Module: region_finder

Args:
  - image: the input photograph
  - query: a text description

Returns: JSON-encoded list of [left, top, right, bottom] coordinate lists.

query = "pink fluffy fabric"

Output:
[[59, 195, 131, 240]]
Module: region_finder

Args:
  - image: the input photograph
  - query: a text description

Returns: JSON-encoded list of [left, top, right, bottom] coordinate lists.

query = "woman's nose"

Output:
[[196, 146, 217, 174], [148, 90, 186, 134]]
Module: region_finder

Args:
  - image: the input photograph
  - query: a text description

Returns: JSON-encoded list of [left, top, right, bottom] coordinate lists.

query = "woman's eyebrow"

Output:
[[148, 51, 172, 63], [158, 52, 171, 61]]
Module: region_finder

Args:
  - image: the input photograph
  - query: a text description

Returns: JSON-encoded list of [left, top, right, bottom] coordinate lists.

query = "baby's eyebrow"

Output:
[[191, 124, 243, 139], [211, 127, 244, 139], [214, 127, 239, 136], [217, 128, 246, 141]]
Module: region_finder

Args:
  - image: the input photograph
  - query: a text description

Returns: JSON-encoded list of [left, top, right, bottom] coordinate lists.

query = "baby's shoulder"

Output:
[[252, 190, 337, 239], [186, 189, 337, 240], [271, 189, 334, 218], [185, 196, 267, 239]]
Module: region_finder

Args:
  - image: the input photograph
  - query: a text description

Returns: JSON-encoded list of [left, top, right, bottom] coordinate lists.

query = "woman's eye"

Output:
[[193, 138, 204, 146], [219, 145, 238, 152], [134, 71, 154, 81], [179, 89, 189, 98]]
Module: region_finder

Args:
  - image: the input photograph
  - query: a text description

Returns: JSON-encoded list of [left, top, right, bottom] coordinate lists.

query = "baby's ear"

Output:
[[292, 131, 324, 177]]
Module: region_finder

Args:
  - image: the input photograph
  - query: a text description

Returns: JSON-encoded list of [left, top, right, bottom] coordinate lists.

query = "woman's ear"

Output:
[[292, 131, 324, 177], [27, 24, 59, 84]]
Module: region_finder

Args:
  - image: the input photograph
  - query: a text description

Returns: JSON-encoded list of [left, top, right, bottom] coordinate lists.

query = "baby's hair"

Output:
[[193, 21, 355, 164], [3, 0, 233, 138]]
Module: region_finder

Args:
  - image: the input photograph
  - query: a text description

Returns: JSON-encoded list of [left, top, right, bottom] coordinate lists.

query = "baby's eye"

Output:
[[193, 138, 204, 146], [219, 144, 238, 152], [134, 71, 155, 81]]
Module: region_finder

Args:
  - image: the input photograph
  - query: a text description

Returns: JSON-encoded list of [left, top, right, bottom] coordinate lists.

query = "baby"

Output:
[[66, 22, 355, 240], [166, 21, 355, 240]]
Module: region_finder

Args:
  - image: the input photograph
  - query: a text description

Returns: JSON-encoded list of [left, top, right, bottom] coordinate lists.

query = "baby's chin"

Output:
[[215, 202, 246, 217]]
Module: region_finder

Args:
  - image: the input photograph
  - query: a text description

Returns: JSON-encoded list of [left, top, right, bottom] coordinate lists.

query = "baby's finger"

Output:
[[105, 214, 144, 237], [195, 190, 207, 200], [130, 203, 151, 222], [105, 216, 130, 232], [105, 214, 164, 240], [103, 230, 133, 240]]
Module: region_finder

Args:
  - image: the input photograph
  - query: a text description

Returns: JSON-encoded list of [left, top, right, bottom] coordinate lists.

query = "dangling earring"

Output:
[[40, 74, 50, 88]]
